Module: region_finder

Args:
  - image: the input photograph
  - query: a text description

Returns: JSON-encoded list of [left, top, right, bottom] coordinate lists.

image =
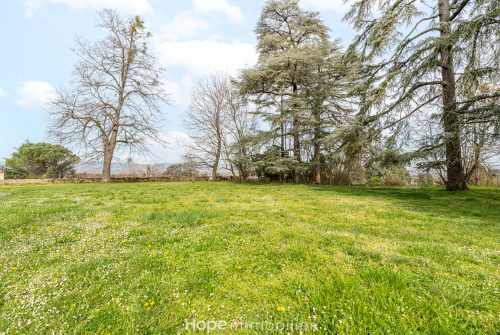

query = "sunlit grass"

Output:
[[0, 182, 499, 334]]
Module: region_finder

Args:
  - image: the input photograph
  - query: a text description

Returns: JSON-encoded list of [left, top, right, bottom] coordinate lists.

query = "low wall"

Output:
[[0, 179, 52, 185], [0, 176, 211, 185]]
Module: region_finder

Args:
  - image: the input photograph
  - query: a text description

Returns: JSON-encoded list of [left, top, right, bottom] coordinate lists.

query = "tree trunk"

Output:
[[439, 0, 468, 191], [474, 142, 480, 185], [280, 122, 285, 183], [211, 163, 218, 182], [278, 89, 286, 183], [314, 142, 321, 184], [102, 145, 114, 183], [212, 143, 221, 182], [212, 112, 222, 182], [240, 148, 248, 182], [292, 82, 301, 183], [313, 112, 321, 184], [293, 115, 301, 183]]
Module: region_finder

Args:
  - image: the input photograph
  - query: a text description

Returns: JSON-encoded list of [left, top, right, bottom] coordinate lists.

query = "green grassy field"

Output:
[[0, 182, 499, 334]]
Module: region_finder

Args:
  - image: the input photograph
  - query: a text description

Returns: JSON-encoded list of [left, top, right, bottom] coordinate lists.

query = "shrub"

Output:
[[368, 177, 383, 184]]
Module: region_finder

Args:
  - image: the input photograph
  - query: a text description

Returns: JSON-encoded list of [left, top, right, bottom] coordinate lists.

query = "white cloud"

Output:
[[22, 0, 44, 18], [193, 0, 244, 23], [302, 0, 352, 15], [163, 80, 182, 105], [161, 12, 210, 42], [159, 0, 244, 42], [21, 0, 153, 18], [155, 39, 257, 76], [16, 80, 56, 109], [145, 131, 192, 163], [163, 75, 195, 110], [0, 88, 6, 98], [180, 75, 196, 91]]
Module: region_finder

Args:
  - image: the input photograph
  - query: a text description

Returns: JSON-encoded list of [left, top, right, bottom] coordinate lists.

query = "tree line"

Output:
[[4, 1, 495, 190], [183, 0, 500, 190]]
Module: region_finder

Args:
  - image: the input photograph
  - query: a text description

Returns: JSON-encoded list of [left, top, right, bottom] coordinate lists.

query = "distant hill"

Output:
[[0, 160, 174, 174], [76, 162, 173, 175]]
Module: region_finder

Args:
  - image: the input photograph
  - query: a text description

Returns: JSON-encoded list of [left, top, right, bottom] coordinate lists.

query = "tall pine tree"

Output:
[[240, 0, 336, 182]]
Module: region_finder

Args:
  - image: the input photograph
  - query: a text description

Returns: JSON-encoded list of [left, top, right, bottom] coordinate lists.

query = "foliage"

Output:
[[252, 145, 296, 181], [239, 0, 350, 184], [0, 165, 24, 179], [416, 105, 500, 185], [4, 141, 79, 179], [367, 177, 383, 184], [343, 0, 500, 190], [364, 138, 411, 185], [383, 164, 412, 185], [164, 163, 198, 178], [45, 166, 57, 178]]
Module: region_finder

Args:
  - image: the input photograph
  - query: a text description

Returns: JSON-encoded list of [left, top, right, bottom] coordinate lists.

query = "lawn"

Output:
[[0, 182, 499, 334]]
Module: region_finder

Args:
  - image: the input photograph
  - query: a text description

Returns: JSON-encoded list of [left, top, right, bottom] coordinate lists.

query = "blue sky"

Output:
[[0, 0, 356, 164]]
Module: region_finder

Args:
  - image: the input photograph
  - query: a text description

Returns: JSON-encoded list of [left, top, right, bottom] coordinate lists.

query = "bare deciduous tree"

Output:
[[224, 92, 258, 181], [183, 72, 232, 181], [48, 9, 169, 183]]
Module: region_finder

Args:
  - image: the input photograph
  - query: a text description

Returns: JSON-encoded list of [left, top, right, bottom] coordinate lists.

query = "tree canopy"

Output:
[[343, 0, 500, 190], [4, 142, 79, 179], [237, 0, 351, 183]]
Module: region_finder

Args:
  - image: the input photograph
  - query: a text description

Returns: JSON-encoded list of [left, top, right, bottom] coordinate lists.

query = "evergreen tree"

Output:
[[240, 0, 347, 183], [344, 0, 500, 190], [5, 142, 79, 179]]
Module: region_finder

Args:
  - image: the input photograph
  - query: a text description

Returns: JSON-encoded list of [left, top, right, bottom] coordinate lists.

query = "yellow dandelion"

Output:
[[147, 307, 151, 310], [145, 302, 149, 306], [150, 301, 155, 305], [71, 303, 76, 307], [238, 266, 242, 269]]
